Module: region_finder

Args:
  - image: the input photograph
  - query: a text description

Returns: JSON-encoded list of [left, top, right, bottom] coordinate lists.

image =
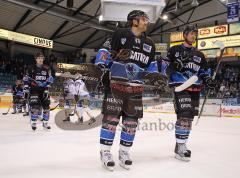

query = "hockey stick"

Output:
[[195, 40, 225, 125], [2, 106, 11, 115], [50, 103, 59, 111], [175, 75, 199, 92]]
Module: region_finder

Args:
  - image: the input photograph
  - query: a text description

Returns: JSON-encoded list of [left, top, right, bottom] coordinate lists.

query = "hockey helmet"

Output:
[[127, 10, 149, 22], [183, 25, 198, 36]]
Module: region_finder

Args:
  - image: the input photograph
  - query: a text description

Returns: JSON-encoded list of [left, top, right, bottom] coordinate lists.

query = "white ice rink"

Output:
[[0, 109, 240, 178]]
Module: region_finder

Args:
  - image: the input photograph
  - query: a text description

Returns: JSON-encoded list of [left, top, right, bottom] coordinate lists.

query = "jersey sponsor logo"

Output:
[[107, 98, 123, 105], [130, 51, 149, 64], [121, 38, 126, 45], [193, 56, 202, 63], [133, 46, 140, 49], [107, 105, 122, 112], [143, 43, 152, 53], [35, 75, 46, 80], [185, 62, 200, 72]]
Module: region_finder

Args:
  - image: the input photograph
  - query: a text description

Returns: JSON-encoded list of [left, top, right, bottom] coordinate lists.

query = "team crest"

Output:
[[175, 52, 179, 58], [121, 38, 126, 45], [143, 43, 152, 53], [125, 63, 140, 80]]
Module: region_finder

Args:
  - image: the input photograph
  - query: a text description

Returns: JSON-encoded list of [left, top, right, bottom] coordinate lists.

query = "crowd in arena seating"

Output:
[[0, 56, 27, 79], [204, 64, 240, 99]]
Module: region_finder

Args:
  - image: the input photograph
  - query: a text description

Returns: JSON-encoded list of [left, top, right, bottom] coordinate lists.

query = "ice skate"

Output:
[[100, 150, 115, 171], [119, 149, 132, 170], [174, 143, 191, 162]]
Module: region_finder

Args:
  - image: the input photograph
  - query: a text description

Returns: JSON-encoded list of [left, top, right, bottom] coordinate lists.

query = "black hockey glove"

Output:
[[115, 49, 131, 62], [203, 76, 217, 89], [43, 90, 49, 100]]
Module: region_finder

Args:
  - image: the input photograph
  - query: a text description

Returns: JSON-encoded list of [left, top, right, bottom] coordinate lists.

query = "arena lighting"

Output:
[[162, 14, 168, 20], [99, 15, 103, 22]]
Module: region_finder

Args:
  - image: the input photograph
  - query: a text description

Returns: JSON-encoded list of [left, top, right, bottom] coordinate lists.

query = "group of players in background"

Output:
[[10, 10, 216, 171]]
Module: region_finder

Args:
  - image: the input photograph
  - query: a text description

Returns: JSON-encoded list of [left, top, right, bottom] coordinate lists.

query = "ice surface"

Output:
[[0, 109, 240, 178]]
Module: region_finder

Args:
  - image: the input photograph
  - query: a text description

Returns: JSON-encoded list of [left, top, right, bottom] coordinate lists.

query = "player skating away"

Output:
[[62, 75, 94, 124], [12, 80, 26, 114], [167, 25, 216, 161], [96, 10, 159, 171], [23, 53, 54, 131]]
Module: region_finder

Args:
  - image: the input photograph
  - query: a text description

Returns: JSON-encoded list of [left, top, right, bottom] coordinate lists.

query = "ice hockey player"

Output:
[[12, 80, 25, 114], [167, 25, 216, 161], [23, 53, 54, 131], [62, 74, 94, 124], [96, 10, 159, 171]]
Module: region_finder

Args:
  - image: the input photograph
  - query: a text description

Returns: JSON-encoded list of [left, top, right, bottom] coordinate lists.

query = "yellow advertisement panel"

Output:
[[201, 47, 240, 58], [198, 35, 240, 50], [155, 43, 168, 53], [0, 28, 53, 49], [198, 25, 228, 39], [170, 31, 184, 42], [170, 41, 197, 47]]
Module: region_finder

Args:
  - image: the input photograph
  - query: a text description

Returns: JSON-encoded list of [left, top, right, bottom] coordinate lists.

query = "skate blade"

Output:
[[119, 162, 131, 170], [43, 127, 51, 131], [175, 154, 190, 162], [102, 164, 114, 171]]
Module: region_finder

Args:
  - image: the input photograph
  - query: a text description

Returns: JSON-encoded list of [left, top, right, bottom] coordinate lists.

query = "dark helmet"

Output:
[[127, 10, 149, 23], [183, 25, 198, 36], [35, 52, 45, 60]]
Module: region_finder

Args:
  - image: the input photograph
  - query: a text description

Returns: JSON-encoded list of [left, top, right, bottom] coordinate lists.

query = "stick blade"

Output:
[[175, 76, 198, 92], [212, 40, 225, 50]]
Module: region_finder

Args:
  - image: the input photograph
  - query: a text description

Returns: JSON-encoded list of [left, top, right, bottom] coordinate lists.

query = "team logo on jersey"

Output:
[[175, 52, 180, 58], [121, 38, 126, 45], [41, 71, 47, 75], [125, 63, 140, 80], [193, 56, 201, 63], [143, 44, 152, 53]]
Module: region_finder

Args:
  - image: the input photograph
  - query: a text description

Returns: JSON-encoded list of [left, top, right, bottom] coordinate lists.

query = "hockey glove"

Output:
[[116, 49, 131, 61], [43, 90, 49, 100], [204, 76, 217, 89]]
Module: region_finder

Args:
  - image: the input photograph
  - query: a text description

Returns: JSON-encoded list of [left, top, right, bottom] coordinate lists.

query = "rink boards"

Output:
[[1, 94, 239, 118]]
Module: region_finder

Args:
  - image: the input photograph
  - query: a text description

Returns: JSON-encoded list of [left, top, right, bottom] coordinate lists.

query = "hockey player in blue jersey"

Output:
[[167, 25, 216, 161], [95, 10, 162, 171], [23, 53, 54, 131], [12, 80, 25, 114]]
